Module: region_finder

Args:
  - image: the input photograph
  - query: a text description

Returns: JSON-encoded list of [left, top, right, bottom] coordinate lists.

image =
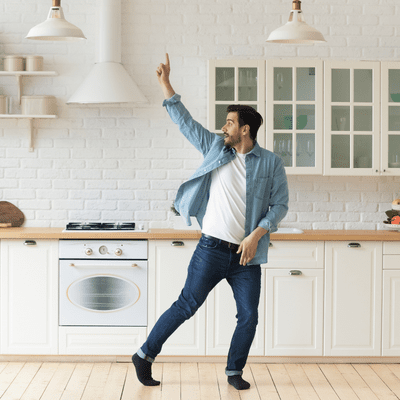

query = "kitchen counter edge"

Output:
[[0, 228, 400, 241]]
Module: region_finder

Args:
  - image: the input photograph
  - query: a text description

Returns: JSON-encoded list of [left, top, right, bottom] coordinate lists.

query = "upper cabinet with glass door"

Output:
[[381, 62, 400, 176], [324, 61, 380, 176], [208, 60, 266, 148], [266, 60, 323, 175]]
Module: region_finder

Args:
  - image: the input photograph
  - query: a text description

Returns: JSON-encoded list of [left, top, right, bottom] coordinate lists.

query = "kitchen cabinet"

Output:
[[324, 61, 381, 175], [324, 241, 382, 356], [382, 242, 400, 355], [0, 239, 58, 354], [265, 241, 324, 356], [208, 59, 266, 148], [206, 270, 265, 356], [266, 59, 324, 175], [0, 71, 58, 151], [381, 62, 400, 175], [148, 240, 206, 355]]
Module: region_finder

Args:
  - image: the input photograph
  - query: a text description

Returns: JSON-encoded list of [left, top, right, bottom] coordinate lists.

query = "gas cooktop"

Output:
[[63, 222, 147, 232]]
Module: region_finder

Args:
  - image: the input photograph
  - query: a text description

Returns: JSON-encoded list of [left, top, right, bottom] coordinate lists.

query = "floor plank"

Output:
[[181, 362, 201, 400], [101, 363, 127, 400], [198, 363, 220, 400], [369, 364, 400, 399], [238, 364, 261, 400], [39, 363, 76, 400], [20, 362, 59, 400], [215, 363, 241, 400], [0, 363, 25, 397], [1, 362, 41, 400], [80, 363, 111, 400], [250, 364, 280, 400], [285, 364, 320, 400], [161, 362, 181, 400], [353, 364, 399, 400], [267, 363, 301, 400], [59, 363, 93, 400], [301, 364, 340, 400], [335, 364, 379, 400]]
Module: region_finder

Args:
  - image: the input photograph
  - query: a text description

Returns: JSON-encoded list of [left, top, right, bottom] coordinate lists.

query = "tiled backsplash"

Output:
[[0, 0, 399, 228]]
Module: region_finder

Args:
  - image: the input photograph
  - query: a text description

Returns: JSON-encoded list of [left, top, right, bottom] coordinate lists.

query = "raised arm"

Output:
[[156, 53, 175, 99]]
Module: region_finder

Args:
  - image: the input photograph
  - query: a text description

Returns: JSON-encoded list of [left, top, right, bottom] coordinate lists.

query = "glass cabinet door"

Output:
[[381, 62, 400, 175], [266, 60, 323, 175], [209, 60, 266, 148], [324, 61, 380, 176]]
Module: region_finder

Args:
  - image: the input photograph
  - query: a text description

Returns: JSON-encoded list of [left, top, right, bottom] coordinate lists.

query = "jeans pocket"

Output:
[[199, 236, 219, 249]]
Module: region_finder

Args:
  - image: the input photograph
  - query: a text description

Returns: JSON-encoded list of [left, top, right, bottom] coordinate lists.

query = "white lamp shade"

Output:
[[66, 62, 148, 104], [267, 10, 326, 44], [26, 6, 86, 41]]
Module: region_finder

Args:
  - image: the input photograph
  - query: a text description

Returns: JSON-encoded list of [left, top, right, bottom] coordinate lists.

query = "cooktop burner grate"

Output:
[[66, 222, 137, 231]]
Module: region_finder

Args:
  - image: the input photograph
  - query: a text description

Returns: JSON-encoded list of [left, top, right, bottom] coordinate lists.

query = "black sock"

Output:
[[227, 375, 250, 390], [132, 353, 160, 386]]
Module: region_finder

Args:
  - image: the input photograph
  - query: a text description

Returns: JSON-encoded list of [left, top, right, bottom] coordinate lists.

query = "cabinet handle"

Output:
[[347, 242, 361, 248], [24, 240, 37, 246], [171, 241, 184, 247], [289, 270, 302, 276], [269, 242, 273, 247]]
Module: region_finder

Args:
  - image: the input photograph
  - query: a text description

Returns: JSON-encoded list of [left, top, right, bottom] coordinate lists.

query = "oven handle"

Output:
[[69, 263, 141, 268]]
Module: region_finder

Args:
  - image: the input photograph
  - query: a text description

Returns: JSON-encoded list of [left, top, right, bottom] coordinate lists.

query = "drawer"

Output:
[[263, 241, 324, 269], [383, 242, 400, 255], [383, 255, 400, 269]]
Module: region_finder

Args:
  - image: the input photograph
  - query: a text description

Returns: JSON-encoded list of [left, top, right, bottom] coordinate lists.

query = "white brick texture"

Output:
[[0, 0, 399, 229]]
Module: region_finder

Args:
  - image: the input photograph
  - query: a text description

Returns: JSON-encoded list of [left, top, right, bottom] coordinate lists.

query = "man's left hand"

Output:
[[237, 235, 259, 266]]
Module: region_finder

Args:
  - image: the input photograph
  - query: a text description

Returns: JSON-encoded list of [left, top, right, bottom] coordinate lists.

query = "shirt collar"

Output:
[[223, 141, 261, 157]]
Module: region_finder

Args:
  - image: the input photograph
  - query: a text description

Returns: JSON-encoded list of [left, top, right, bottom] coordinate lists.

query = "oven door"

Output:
[[59, 260, 147, 326]]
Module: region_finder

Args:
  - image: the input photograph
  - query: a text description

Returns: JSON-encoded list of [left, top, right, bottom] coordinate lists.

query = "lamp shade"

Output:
[[26, 6, 86, 41], [267, 10, 326, 44]]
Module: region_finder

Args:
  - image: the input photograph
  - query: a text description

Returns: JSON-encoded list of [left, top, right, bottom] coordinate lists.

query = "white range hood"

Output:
[[67, 0, 147, 105]]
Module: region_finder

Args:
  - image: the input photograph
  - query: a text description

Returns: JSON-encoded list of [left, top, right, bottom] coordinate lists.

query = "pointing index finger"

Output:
[[165, 53, 170, 66]]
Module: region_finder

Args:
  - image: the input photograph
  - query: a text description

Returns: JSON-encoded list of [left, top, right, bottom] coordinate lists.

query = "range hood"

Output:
[[67, 0, 147, 105]]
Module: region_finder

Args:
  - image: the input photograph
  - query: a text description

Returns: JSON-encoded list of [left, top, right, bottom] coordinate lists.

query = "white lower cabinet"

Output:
[[148, 240, 205, 355], [206, 270, 265, 356], [382, 242, 400, 356], [265, 269, 324, 356], [0, 239, 58, 354], [324, 241, 382, 356], [59, 327, 147, 355]]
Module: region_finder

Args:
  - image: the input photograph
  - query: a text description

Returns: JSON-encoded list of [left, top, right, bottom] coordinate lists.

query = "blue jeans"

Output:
[[138, 234, 261, 376]]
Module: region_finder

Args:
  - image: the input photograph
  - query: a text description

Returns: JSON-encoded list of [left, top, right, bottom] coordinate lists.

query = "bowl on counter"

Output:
[[391, 93, 400, 102]]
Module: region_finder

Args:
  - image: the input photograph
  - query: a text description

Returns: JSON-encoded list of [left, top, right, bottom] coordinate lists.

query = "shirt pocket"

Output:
[[254, 176, 272, 201]]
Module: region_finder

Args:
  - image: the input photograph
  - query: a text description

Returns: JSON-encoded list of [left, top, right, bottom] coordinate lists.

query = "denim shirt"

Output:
[[164, 94, 289, 264]]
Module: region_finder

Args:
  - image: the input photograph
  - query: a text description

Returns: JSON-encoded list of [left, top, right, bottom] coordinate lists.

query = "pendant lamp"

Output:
[[267, 0, 326, 44], [26, 0, 86, 41]]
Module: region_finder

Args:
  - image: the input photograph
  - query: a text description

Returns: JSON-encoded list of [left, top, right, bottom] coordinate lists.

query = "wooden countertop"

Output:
[[0, 228, 400, 241]]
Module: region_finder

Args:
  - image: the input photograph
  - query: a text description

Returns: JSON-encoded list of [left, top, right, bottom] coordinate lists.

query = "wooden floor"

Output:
[[0, 362, 399, 399]]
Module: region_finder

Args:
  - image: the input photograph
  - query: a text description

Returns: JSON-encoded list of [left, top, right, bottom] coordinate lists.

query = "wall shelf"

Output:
[[0, 114, 57, 152], [0, 71, 58, 103], [0, 70, 58, 151]]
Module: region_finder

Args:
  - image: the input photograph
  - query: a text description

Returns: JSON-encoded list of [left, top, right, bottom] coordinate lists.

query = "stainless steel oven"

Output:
[[59, 238, 147, 327]]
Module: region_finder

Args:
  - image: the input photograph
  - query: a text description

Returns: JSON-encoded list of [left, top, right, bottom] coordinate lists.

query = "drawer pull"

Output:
[[171, 241, 184, 247], [289, 270, 302, 276], [348, 243, 361, 248], [24, 240, 37, 246]]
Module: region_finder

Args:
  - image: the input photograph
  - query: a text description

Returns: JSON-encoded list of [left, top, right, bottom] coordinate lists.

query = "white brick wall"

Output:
[[0, 0, 399, 229]]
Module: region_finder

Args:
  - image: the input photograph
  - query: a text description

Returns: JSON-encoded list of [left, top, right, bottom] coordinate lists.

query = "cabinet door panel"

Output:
[[148, 240, 205, 356], [0, 239, 58, 354], [324, 241, 382, 356], [382, 270, 400, 355], [265, 269, 323, 356]]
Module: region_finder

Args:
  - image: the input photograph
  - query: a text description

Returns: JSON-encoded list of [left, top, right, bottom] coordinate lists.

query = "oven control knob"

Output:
[[115, 248, 123, 256], [85, 248, 93, 256]]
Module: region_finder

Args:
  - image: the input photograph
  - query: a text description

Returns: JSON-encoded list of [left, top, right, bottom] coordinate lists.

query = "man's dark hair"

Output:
[[226, 105, 263, 141]]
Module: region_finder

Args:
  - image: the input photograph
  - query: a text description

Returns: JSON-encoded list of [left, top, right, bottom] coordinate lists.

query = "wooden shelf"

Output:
[[0, 114, 57, 118]]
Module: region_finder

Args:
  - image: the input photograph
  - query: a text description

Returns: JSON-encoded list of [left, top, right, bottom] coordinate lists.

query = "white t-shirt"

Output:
[[202, 152, 247, 244]]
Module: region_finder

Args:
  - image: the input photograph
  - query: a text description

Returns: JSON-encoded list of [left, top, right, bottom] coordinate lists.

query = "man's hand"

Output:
[[156, 53, 175, 99], [237, 227, 268, 265]]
